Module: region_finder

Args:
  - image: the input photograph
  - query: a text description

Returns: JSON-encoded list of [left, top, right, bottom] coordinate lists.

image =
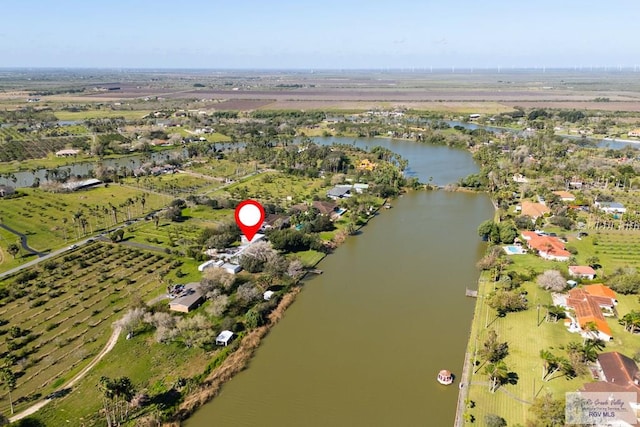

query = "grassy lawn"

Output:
[[290, 250, 326, 267], [123, 172, 222, 197], [463, 243, 640, 425], [190, 159, 257, 180], [34, 329, 213, 426], [465, 277, 587, 425], [0, 243, 186, 416]]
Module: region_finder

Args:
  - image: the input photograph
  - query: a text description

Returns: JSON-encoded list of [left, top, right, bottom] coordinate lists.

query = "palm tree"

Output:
[[140, 194, 147, 215], [485, 361, 509, 393], [540, 349, 561, 381], [621, 311, 640, 333], [0, 366, 16, 414]]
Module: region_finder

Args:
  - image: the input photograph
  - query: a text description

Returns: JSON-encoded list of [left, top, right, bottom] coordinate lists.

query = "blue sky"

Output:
[[2, 0, 638, 69]]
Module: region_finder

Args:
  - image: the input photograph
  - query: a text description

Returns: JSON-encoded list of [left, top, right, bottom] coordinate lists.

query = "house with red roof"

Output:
[[521, 231, 571, 261], [569, 265, 597, 280], [563, 285, 617, 341]]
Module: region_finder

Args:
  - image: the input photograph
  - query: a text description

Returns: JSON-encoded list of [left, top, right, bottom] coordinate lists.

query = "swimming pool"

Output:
[[503, 245, 525, 255]]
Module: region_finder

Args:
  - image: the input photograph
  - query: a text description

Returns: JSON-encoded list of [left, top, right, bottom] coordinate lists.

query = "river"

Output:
[[184, 138, 495, 426]]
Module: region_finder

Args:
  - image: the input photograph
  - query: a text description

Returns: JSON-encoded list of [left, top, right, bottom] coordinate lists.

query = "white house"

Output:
[[595, 201, 626, 214], [197, 259, 224, 272], [512, 174, 529, 183], [568, 265, 597, 280], [221, 263, 242, 275]]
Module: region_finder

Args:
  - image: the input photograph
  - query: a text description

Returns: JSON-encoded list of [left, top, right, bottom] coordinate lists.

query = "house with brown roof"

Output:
[[169, 283, 203, 313], [521, 231, 571, 261], [583, 352, 640, 396], [564, 285, 617, 340], [312, 200, 339, 218], [569, 265, 597, 280], [553, 190, 576, 202], [520, 201, 551, 220]]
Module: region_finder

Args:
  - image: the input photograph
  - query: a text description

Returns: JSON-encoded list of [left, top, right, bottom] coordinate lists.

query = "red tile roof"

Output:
[[521, 231, 571, 259], [566, 288, 612, 337], [585, 284, 617, 300], [569, 265, 596, 276]]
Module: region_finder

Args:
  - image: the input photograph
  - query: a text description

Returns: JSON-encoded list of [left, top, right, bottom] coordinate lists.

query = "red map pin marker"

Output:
[[235, 200, 265, 243]]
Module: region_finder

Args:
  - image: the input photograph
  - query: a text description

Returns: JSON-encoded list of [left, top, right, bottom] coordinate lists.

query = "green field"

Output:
[[123, 173, 222, 197], [54, 110, 151, 121], [463, 229, 640, 425], [464, 274, 640, 425], [221, 171, 330, 206], [0, 186, 166, 270], [0, 243, 187, 415]]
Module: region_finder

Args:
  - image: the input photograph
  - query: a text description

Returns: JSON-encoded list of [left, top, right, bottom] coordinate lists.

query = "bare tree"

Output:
[[175, 314, 214, 348], [537, 270, 567, 292], [113, 307, 146, 336], [287, 259, 305, 280], [206, 294, 230, 317], [236, 283, 261, 306], [199, 267, 235, 295]]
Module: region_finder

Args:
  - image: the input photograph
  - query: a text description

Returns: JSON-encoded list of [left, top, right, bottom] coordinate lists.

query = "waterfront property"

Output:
[[55, 148, 81, 157], [61, 178, 102, 191], [327, 186, 352, 199], [0, 185, 15, 197], [584, 352, 640, 393], [521, 231, 571, 261], [559, 285, 618, 340]]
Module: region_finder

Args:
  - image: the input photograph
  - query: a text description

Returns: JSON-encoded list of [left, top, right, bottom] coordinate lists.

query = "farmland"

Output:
[[0, 186, 166, 266], [0, 242, 184, 415]]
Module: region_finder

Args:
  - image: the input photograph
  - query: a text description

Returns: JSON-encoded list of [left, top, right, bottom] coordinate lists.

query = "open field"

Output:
[[54, 110, 152, 121], [0, 186, 166, 268], [4, 69, 639, 112], [220, 171, 330, 206], [122, 173, 223, 197], [0, 242, 186, 415]]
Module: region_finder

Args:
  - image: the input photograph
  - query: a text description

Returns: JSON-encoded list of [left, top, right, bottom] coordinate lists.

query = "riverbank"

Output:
[[166, 200, 386, 425], [167, 286, 303, 425], [455, 272, 491, 426]]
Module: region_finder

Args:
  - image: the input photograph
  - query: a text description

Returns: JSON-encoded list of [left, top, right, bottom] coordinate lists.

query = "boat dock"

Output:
[[465, 288, 478, 298]]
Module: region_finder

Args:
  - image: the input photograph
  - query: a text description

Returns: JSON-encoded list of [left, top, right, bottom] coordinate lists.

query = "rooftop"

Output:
[[520, 201, 551, 219], [169, 283, 203, 311]]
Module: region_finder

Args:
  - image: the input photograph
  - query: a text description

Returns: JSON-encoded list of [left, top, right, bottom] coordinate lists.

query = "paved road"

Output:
[[0, 223, 47, 257], [0, 237, 97, 280]]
